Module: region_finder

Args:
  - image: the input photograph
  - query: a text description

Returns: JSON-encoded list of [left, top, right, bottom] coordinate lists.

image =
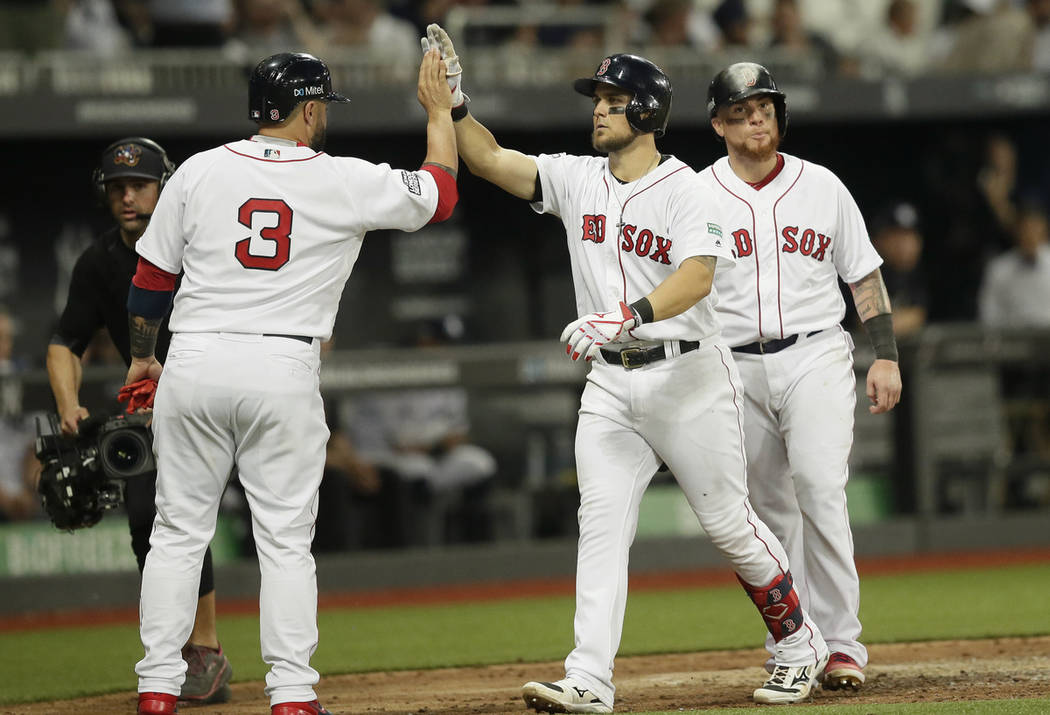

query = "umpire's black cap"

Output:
[[249, 52, 350, 124]]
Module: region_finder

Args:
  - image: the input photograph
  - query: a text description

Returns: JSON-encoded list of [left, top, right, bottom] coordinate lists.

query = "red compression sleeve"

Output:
[[420, 164, 458, 224], [131, 257, 177, 291]]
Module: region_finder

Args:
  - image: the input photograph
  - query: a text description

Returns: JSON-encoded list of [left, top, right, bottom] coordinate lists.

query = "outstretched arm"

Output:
[[417, 48, 457, 177], [849, 268, 902, 414], [423, 23, 538, 199]]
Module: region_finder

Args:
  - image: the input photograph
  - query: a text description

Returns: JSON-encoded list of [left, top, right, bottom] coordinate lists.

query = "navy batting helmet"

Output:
[[249, 52, 350, 124], [573, 54, 673, 138], [707, 62, 788, 137], [91, 137, 175, 203]]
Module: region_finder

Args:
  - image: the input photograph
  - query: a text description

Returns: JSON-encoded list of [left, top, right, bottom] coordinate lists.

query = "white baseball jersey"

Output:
[[530, 153, 735, 341], [136, 135, 442, 340], [699, 153, 881, 346]]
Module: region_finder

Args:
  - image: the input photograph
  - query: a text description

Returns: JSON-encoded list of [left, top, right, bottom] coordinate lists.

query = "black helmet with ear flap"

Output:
[[574, 54, 673, 138], [707, 62, 788, 137]]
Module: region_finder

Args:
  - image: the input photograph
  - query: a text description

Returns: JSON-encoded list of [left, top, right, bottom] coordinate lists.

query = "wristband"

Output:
[[864, 313, 898, 362], [451, 103, 469, 122], [629, 297, 654, 326]]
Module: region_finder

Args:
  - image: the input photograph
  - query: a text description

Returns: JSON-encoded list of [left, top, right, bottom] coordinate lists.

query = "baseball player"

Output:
[[46, 137, 232, 704], [422, 24, 829, 711], [699, 62, 903, 691], [129, 51, 458, 715]]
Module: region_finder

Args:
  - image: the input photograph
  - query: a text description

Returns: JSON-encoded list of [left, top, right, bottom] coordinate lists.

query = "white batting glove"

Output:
[[420, 23, 466, 108], [560, 302, 638, 363]]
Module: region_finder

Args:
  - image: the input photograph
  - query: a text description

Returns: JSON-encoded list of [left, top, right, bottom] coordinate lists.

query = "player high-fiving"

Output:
[[423, 23, 830, 711], [131, 50, 458, 715]]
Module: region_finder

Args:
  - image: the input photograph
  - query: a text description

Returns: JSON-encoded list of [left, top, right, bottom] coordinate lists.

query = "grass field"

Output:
[[1, 561, 1048, 706]]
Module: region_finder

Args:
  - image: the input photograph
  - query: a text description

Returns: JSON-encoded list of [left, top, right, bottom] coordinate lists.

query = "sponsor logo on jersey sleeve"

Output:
[[707, 222, 723, 237], [781, 226, 831, 261], [401, 170, 422, 196]]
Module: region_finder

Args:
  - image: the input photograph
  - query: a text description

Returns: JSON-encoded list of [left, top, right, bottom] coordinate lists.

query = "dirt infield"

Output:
[[5, 635, 1049, 714]]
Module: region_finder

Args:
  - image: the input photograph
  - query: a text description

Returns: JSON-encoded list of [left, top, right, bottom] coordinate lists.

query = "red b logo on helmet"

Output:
[[597, 58, 611, 76]]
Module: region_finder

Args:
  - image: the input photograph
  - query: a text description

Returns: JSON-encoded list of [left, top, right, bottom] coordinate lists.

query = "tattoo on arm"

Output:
[[422, 161, 458, 180], [849, 268, 892, 321], [128, 315, 162, 359]]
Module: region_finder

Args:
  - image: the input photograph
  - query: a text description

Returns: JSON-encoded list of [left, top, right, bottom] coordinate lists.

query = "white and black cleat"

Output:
[[521, 678, 612, 713], [753, 651, 830, 704]]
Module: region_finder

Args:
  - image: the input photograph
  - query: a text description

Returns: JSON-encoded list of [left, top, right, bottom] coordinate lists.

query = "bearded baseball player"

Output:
[[422, 25, 829, 711], [699, 62, 903, 691], [129, 50, 457, 715]]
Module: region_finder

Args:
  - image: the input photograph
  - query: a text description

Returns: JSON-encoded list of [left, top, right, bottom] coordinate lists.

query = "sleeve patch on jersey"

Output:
[[707, 222, 723, 238], [401, 170, 422, 196]]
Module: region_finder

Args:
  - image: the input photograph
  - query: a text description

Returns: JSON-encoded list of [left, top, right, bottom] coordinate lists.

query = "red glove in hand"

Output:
[[117, 378, 158, 414], [559, 301, 638, 363]]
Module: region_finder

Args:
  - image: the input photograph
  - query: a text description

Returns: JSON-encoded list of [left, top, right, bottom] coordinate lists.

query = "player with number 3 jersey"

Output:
[[128, 51, 458, 715]]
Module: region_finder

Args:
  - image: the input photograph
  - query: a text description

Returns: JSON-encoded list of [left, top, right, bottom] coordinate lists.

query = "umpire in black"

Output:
[[45, 138, 232, 704]]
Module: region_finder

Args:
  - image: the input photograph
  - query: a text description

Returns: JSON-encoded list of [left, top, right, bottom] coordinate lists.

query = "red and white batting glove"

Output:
[[117, 378, 158, 414], [560, 302, 638, 363]]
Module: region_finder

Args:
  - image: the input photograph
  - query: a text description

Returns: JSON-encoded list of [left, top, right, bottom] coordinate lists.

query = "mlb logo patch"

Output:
[[264, 148, 281, 159]]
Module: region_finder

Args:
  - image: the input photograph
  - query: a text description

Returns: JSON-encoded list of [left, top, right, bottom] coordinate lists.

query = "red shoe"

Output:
[[138, 692, 178, 714], [272, 701, 332, 715], [823, 652, 865, 691]]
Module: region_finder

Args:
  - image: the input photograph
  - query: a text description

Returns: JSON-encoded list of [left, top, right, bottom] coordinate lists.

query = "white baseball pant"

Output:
[[136, 332, 329, 706], [736, 327, 867, 668], [564, 341, 826, 707]]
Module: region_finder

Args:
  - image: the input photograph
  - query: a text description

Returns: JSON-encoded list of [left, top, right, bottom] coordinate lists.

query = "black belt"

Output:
[[731, 330, 823, 355], [263, 333, 313, 345], [600, 340, 700, 369]]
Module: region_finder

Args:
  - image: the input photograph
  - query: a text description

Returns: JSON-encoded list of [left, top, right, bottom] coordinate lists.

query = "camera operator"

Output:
[[45, 138, 232, 704]]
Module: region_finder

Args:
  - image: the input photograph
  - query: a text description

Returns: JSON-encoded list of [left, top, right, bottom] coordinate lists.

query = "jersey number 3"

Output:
[[236, 198, 292, 271]]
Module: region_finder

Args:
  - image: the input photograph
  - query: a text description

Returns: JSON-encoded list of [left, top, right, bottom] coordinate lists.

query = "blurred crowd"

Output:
[[2, 0, 1050, 77]]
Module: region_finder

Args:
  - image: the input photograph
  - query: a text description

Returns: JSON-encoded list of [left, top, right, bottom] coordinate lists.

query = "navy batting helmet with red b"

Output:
[[574, 54, 673, 138], [707, 62, 788, 137]]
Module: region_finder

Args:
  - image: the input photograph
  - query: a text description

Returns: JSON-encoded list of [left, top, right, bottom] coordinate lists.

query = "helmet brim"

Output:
[[575, 76, 625, 97], [326, 91, 351, 104]]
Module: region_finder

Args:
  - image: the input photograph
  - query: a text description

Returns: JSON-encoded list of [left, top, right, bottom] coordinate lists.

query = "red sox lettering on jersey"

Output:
[[536, 152, 733, 343], [582, 214, 674, 265], [699, 153, 881, 347]]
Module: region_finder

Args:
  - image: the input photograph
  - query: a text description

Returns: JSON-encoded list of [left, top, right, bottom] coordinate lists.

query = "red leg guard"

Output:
[[738, 571, 805, 642]]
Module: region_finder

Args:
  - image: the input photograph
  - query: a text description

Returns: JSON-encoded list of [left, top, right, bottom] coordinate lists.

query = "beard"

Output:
[[592, 127, 638, 154], [309, 122, 327, 152], [729, 130, 780, 162]]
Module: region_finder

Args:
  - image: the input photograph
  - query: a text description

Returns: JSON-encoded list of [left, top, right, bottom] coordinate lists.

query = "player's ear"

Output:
[[711, 117, 725, 139]]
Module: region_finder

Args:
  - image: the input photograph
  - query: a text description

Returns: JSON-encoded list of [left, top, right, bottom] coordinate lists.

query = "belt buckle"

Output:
[[619, 347, 647, 369]]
